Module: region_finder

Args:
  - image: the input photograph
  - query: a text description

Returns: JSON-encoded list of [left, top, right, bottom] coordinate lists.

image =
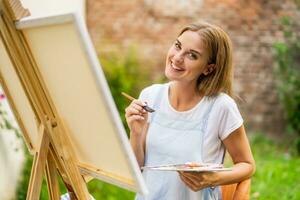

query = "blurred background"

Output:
[[0, 0, 299, 199]]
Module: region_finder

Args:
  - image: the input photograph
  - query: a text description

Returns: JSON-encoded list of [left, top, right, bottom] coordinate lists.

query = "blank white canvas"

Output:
[[0, 12, 148, 195]]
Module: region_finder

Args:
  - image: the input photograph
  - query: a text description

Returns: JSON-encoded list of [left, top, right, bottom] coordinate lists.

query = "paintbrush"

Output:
[[121, 92, 155, 113]]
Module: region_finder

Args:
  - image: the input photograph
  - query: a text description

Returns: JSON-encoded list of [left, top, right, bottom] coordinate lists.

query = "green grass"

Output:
[[88, 179, 134, 200], [16, 133, 300, 199], [250, 133, 300, 200]]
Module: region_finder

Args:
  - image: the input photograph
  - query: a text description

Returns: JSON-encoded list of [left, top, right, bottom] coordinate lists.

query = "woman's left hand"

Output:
[[178, 171, 219, 192]]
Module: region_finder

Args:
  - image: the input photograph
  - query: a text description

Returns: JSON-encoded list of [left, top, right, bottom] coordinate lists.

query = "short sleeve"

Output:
[[138, 84, 158, 106], [217, 95, 244, 140], [138, 84, 162, 123], [138, 88, 149, 104]]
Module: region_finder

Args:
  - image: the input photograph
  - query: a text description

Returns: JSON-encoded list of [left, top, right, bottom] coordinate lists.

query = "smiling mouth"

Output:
[[170, 61, 185, 71]]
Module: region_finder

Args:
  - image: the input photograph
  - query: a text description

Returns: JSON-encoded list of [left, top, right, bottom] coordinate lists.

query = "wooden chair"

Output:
[[221, 179, 251, 200]]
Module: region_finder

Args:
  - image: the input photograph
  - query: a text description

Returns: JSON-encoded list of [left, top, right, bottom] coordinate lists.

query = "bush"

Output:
[[100, 46, 151, 133], [273, 14, 300, 154]]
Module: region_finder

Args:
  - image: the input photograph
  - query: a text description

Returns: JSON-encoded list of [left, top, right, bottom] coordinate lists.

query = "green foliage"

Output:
[[100, 46, 151, 133], [250, 133, 300, 199], [15, 149, 33, 200], [273, 15, 300, 154], [88, 179, 135, 200], [0, 99, 21, 137]]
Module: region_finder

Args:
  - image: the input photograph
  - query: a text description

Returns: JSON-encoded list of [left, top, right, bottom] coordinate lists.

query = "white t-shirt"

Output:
[[139, 82, 243, 164]]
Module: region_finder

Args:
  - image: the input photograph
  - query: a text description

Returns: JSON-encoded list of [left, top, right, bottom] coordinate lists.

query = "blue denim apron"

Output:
[[136, 85, 221, 200]]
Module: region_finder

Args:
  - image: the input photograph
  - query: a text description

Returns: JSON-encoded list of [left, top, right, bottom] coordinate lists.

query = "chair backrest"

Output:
[[221, 179, 251, 200]]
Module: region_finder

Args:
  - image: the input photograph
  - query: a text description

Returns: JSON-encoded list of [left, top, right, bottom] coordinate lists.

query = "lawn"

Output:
[[249, 133, 300, 200], [16, 132, 300, 199]]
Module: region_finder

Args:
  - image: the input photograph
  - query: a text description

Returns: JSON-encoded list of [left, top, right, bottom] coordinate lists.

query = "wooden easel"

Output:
[[0, 0, 91, 199]]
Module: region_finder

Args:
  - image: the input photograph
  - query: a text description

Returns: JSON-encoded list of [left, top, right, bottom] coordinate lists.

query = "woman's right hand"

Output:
[[125, 100, 148, 136]]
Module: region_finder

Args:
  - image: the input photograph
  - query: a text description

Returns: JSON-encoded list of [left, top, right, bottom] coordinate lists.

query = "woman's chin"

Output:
[[165, 70, 174, 80], [165, 69, 181, 81], [165, 73, 180, 81]]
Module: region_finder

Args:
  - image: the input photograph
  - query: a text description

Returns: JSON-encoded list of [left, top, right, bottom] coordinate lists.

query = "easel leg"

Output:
[[46, 121, 90, 200], [48, 142, 84, 200], [26, 124, 49, 200], [45, 149, 60, 200], [49, 144, 78, 199]]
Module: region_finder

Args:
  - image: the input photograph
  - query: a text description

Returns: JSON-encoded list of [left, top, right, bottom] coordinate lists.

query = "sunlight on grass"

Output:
[[250, 133, 300, 200], [88, 179, 135, 200]]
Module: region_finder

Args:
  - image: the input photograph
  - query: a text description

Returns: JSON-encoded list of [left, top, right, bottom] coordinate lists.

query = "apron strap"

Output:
[[201, 96, 227, 165], [201, 97, 217, 133], [201, 97, 217, 163], [149, 84, 166, 122]]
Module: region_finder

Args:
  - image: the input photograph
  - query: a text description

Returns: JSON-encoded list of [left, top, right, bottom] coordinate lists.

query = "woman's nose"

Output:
[[173, 52, 184, 64]]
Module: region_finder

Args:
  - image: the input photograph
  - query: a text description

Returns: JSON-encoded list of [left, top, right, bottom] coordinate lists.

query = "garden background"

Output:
[[0, 0, 299, 199]]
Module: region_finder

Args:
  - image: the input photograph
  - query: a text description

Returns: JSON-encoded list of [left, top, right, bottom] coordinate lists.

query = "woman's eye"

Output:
[[188, 53, 197, 60], [174, 42, 181, 49]]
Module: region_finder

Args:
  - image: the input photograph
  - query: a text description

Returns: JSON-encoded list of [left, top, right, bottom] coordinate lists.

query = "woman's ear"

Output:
[[203, 64, 216, 75]]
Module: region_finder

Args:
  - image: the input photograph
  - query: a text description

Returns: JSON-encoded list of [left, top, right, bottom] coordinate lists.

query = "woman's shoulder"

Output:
[[141, 83, 165, 93], [138, 83, 167, 103], [212, 93, 239, 110], [140, 83, 167, 96]]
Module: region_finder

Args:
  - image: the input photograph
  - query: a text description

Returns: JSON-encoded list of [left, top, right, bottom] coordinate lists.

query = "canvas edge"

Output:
[[15, 12, 149, 196], [71, 12, 148, 196]]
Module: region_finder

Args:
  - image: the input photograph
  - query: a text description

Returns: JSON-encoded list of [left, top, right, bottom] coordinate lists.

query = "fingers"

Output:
[[179, 172, 198, 191], [178, 172, 204, 192], [125, 107, 141, 117], [132, 104, 147, 115], [125, 100, 149, 130], [182, 172, 202, 179], [126, 114, 145, 124], [125, 100, 147, 117]]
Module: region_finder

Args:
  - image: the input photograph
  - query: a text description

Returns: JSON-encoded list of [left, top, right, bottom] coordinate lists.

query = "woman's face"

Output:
[[165, 30, 209, 85]]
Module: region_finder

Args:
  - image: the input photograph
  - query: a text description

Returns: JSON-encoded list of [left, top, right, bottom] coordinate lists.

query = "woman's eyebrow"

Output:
[[190, 49, 202, 56], [176, 39, 202, 56], [175, 39, 181, 45]]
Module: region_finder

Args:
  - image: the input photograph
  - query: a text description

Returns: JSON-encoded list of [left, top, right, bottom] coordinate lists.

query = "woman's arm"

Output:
[[215, 125, 255, 185], [125, 99, 149, 168], [179, 125, 255, 191], [130, 123, 149, 167]]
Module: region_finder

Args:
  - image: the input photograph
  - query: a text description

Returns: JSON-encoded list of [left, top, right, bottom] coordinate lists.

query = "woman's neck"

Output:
[[169, 81, 203, 111]]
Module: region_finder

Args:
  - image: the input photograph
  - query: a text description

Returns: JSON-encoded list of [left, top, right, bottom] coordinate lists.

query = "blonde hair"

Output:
[[179, 22, 233, 97]]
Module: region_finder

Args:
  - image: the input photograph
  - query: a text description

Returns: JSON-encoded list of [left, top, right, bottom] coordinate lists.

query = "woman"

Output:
[[125, 22, 255, 200]]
